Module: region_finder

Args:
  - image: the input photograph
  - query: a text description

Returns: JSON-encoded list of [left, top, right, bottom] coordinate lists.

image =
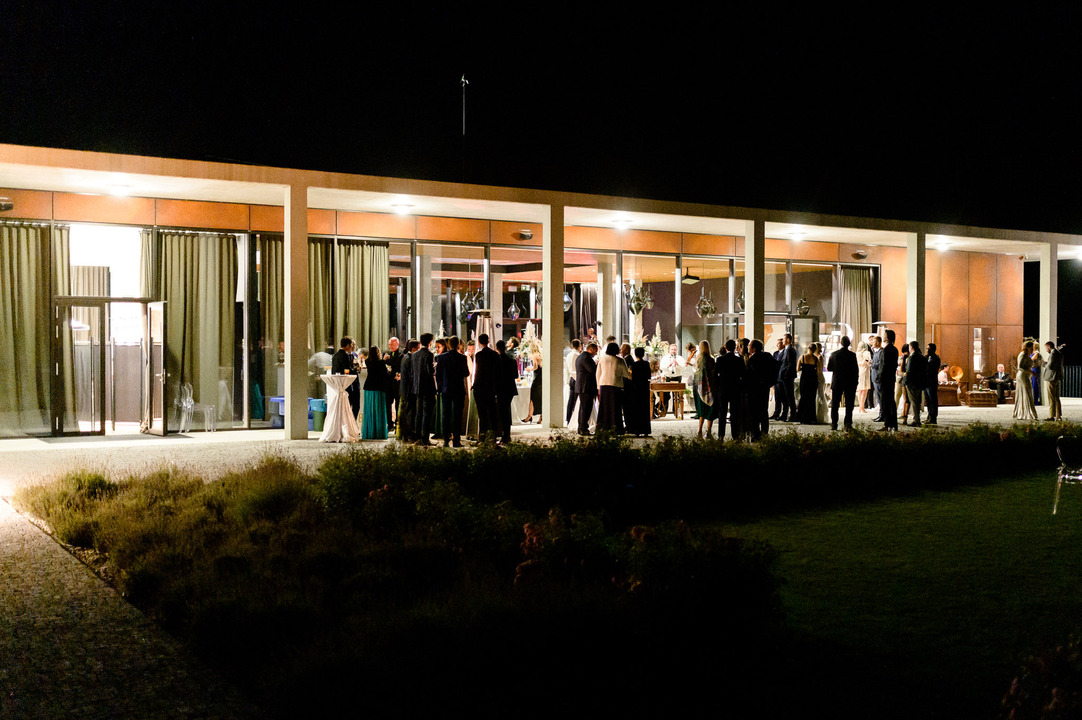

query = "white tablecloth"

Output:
[[319, 374, 359, 442], [512, 384, 533, 424]]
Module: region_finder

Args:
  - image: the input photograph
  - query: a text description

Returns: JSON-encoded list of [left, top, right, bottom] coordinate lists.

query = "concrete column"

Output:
[[674, 254, 683, 346], [906, 231, 926, 347], [489, 271, 504, 342], [744, 220, 765, 341], [416, 254, 432, 335], [284, 183, 309, 440], [728, 258, 736, 313], [597, 261, 614, 340], [1040, 240, 1058, 346], [541, 204, 565, 429], [614, 254, 625, 342]]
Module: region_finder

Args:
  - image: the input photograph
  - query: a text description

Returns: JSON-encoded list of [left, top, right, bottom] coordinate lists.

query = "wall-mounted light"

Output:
[[516, 229, 533, 241], [0, 196, 12, 212]]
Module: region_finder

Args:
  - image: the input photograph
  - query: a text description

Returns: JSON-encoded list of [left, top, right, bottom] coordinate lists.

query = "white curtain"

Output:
[[840, 267, 873, 338]]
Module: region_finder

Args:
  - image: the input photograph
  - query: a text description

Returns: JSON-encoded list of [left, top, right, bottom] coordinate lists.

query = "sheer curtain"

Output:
[[258, 233, 285, 401], [334, 240, 389, 350], [159, 232, 237, 423], [840, 267, 873, 338], [0, 225, 50, 434], [309, 239, 333, 353]]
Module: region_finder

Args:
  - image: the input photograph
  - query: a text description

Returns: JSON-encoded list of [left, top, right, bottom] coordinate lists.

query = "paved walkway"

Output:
[[0, 397, 1076, 718]]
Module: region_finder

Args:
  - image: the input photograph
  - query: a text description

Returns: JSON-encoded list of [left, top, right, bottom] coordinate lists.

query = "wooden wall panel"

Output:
[[939, 251, 969, 326], [765, 238, 791, 259], [55, 193, 155, 225], [250, 204, 283, 232], [997, 325, 1024, 370], [155, 199, 247, 230], [936, 323, 970, 381], [924, 249, 943, 326], [623, 230, 680, 253], [491, 220, 542, 247], [336, 211, 413, 239], [682, 234, 736, 256], [997, 255, 1024, 326], [880, 247, 907, 326], [968, 253, 999, 326], [0, 188, 52, 220], [308, 209, 336, 236], [566, 226, 619, 250], [789, 241, 840, 262], [416, 216, 489, 244]]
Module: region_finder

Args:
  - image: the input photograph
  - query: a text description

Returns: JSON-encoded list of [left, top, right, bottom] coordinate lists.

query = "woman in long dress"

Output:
[[856, 341, 872, 413], [813, 343, 829, 425], [361, 345, 389, 440], [797, 345, 819, 424], [694, 341, 718, 438], [595, 342, 627, 433], [464, 340, 479, 440], [1013, 341, 1038, 421]]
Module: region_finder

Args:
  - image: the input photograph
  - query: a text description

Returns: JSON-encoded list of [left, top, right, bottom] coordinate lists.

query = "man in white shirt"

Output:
[[658, 343, 686, 414]]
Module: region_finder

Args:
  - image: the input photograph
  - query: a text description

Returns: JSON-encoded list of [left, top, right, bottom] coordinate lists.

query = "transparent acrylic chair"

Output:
[[1054, 436, 1082, 514], [179, 382, 217, 433]]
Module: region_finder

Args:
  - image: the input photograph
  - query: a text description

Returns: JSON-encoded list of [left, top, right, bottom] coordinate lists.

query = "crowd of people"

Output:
[[322, 328, 1068, 445]]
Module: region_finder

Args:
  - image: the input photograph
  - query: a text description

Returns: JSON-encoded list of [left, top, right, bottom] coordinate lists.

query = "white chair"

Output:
[[1054, 436, 1082, 514]]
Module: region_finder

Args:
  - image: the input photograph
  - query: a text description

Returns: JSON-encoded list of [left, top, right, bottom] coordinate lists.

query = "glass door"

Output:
[[52, 298, 107, 435], [146, 301, 167, 435]]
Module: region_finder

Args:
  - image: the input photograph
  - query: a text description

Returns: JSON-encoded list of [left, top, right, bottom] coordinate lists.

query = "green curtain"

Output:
[[258, 233, 284, 400], [159, 232, 237, 425], [0, 225, 50, 434], [139, 228, 158, 300], [335, 241, 389, 350], [53, 226, 76, 430], [309, 239, 333, 353], [840, 267, 873, 338]]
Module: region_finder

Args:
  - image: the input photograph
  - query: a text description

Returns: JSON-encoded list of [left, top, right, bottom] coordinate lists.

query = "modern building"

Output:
[[0, 143, 1073, 438]]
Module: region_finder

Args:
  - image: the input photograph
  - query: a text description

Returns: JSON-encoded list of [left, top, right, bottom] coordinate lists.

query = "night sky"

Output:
[[2, 3, 1082, 236]]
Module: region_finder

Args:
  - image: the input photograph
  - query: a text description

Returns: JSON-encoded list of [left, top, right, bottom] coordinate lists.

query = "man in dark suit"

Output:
[[870, 335, 884, 419], [331, 336, 360, 419], [924, 342, 941, 425], [435, 336, 469, 447], [1044, 341, 1065, 421], [827, 335, 859, 431], [412, 333, 436, 445], [496, 340, 519, 443], [770, 339, 785, 420], [746, 339, 778, 441], [575, 342, 599, 435], [714, 339, 744, 440], [384, 337, 404, 430], [986, 363, 1013, 402], [471, 333, 501, 442], [398, 339, 418, 441], [776, 333, 798, 422], [878, 330, 899, 431], [904, 341, 926, 428]]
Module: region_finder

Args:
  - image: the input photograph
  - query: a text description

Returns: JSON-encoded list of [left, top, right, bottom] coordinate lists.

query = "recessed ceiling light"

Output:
[[391, 203, 415, 215]]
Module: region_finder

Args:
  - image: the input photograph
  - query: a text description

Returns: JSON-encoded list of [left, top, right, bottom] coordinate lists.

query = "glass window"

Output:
[[680, 257, 730, 350], [624, 253, 676, 345]]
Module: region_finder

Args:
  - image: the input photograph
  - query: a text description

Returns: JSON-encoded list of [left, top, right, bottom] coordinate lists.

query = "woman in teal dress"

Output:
[[694, 340, 718, 438], [362, 345, 389, 440]]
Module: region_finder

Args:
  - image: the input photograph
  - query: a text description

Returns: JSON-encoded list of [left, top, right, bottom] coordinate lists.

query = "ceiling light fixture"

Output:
[[681, 267, 700, 285]]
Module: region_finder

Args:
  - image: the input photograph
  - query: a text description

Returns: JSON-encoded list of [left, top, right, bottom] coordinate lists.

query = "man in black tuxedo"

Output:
[[412, 333, 436, 445], [398, 339, 418, 441], [878, 330, 899, 431], [575, 342, 599, 436], [904, 341, 927, 428], [714, 339, 745, 440], [924, 342, 941, 425], [746, 339, 778, 441], [776, 333, 798, 422], [496, 340, 519, 443], [435, 336, 469, 447], [770, 339, 785, 419], [870, 335, 884, 419], [331, 336, 360, 419], [471, 333, 501, 442], [827, 335, 859, 431]]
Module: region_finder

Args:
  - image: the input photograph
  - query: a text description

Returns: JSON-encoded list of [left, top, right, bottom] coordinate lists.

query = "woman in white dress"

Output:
[[1013, 341, 1038, 421], [856, 341, 872, 413]]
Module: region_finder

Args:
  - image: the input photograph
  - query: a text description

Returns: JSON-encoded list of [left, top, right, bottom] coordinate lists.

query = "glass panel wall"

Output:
[[491, 245, 543, 344], [680, 257, 730, 350], [624, 253, 676, 344], [417, 243, 486, 340]]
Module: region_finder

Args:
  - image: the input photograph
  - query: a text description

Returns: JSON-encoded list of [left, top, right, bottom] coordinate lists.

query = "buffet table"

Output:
[[650, 381, 686, 420]]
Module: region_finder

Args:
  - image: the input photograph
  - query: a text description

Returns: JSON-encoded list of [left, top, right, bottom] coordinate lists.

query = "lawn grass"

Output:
[[717, 470, 1082, 718]]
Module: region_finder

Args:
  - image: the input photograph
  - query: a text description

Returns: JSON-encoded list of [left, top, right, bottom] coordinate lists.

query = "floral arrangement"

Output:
[[630, 322, 671, 359]]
